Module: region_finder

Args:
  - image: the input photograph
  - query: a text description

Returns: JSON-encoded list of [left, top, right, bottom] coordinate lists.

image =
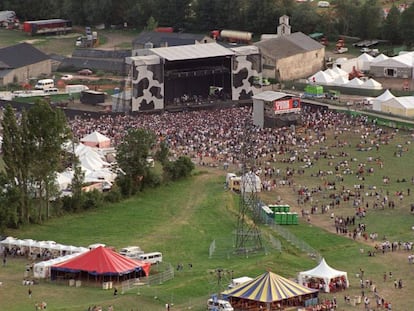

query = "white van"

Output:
[[138, 252, 162, 264], [35, 79, 55, 90], [119, 246, 144, 258], [207, 299, 234, 311]]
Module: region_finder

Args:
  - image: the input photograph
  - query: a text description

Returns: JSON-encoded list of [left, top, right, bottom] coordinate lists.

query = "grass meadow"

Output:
[[2, 120, 414, 310]]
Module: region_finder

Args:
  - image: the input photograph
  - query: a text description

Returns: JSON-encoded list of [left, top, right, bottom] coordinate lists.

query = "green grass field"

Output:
[[2, 121, 414, 310]]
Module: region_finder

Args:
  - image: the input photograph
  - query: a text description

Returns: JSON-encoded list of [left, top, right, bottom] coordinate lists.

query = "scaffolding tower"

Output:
[[234, 122, 263, 254]]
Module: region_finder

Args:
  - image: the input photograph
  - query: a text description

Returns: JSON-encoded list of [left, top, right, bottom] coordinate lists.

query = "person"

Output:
[[165, 303, 170, 311], [113, 288, 118, 296], [28, 287, 32, 298], [2, 256, 6, 266]]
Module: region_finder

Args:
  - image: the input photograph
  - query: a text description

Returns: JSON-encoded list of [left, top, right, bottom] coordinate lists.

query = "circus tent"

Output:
[[222, 271, 318, 310], [298, 258, 349, 293], [51, 246, 151, 284]]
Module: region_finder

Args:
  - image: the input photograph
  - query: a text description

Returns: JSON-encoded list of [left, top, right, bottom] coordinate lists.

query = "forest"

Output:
[[1, 0, 414, 45]]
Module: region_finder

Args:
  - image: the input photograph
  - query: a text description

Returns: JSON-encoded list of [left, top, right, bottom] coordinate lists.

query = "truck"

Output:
[[303, 84, 325, 98], [23, 19, 72, 35]]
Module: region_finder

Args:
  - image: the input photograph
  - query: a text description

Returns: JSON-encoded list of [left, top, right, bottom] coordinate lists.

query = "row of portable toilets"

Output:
[[261, 204, 299, 225]]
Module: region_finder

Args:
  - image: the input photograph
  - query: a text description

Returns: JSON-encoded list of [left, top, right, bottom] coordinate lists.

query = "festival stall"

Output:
[[298, 258, 349, 293]]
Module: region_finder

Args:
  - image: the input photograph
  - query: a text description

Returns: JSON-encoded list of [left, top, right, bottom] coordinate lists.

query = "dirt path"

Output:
[[97, 31, 135, 50]]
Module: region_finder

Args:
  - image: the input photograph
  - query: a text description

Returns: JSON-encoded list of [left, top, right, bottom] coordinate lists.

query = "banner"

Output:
[[273, 98, 301, 114]]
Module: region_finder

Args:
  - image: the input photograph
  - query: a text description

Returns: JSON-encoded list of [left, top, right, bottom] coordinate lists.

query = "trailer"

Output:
[[211, 29, 252, 43], [23, 19, 72, 35]]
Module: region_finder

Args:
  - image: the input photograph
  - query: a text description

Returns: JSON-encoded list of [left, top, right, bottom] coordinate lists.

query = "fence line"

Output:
[[121, 263, 174, 293]]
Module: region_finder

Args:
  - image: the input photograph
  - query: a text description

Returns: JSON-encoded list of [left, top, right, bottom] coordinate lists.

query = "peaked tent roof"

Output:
[[371, 53, 389, 63], [358, 53, 374, 62], [332, 66, 349, 77], [299, 258, 347, 280], [81, 131, 111, 144], [361, 78, 383, 90], [347, 77, 364, 87], [332, 75, 349, 86], [222, 271, 318, 303], [51, 246, 151, 276], [375, 89, 395, 102], [298, 258, 348, 292], [308, 71, 334, 84]]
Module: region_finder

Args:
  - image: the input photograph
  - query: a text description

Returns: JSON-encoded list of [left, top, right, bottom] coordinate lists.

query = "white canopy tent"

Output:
[[346, 77, 364, 88], [360, 78, 383, 90], [298, 258, 349, 293], [357, 53, 374, 72], [241, 172, 262, 193], [308, 71, 334, 85], [323, 68, 339, 79], [80, 131, 111, 148], [372, 89, 395, 111], [371, 53, 389, 63], [332, 66, 349, 78], [332, 75, 349, 86]]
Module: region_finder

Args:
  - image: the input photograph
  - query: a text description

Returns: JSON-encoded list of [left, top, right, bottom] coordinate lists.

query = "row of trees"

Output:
[[1, 0, 414, 45], [0, 101, 194, 230]]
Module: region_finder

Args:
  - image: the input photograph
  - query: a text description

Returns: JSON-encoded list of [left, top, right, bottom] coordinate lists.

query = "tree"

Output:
[[290, 2, 321, 34], [116, 128, 156, 194], [381, 6, 401, 44], [26, 100, 71, 222], [355, 0, 382, 39], [155, 140, 170, 165], [1, 105, 31, 224], [400, 4, 414, 47], [145, 16, 158, 31], [163, 156, 195, 181]]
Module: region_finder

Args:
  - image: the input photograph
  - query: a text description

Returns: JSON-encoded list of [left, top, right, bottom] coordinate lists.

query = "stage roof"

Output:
[[150, 42, 234, 61], [253, 91, 292, 101]]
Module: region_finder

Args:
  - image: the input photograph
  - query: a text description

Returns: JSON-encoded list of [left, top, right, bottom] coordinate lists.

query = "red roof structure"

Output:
[[51, 246, 150, 281]]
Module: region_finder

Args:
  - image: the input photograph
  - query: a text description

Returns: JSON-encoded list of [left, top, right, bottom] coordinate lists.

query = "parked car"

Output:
[[61, 74, 73, 81], [78, 69, 93, 75]]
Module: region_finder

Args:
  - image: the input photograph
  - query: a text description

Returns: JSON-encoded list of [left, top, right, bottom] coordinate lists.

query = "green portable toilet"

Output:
[[274, 212, 282, 224], [283, 205, 290, 213], [280, 212, 287, 225], [286, 213, 293, 225], [292, 212, 299, 224]]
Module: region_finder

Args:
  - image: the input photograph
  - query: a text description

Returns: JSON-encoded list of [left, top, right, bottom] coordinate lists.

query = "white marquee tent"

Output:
[[332, 75, 349, 86], [332, 66, 348, 78], [308, 71, 334, 85], [371, 53, 389, 63], [80, 131, 111, 148], [241, 172, 262, 193], [372, 89, 395, 111], [360, 78, 383, 90], [358, 53, 374, 72], [323, 68, 338, 79], [298, 258, 349, 293], [346, 77, 364, 88]]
